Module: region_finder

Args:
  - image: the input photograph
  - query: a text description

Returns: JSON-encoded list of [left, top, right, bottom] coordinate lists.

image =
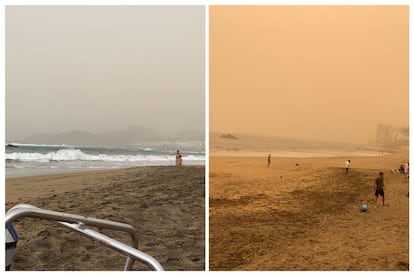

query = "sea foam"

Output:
[[6, 149, 204, 163]]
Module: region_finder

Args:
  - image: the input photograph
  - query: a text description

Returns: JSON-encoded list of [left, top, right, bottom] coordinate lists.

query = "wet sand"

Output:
[[6, 166, 205, 271], [209, 153, 409, 270]]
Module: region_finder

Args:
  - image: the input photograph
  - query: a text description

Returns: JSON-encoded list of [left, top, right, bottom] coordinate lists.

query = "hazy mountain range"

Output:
[[11, 126, 204, 146]]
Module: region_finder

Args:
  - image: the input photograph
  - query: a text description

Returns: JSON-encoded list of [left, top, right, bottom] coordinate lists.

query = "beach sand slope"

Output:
[[209, 154, 409, 270], [6, 166, 205, 271]]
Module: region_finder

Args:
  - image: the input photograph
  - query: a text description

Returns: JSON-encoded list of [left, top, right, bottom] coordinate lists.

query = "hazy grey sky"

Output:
[[6, 6, 205, 140]]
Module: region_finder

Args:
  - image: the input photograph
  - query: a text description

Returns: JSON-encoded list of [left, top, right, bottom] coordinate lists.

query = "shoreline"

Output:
[[209, 149, 393, 158], [209, 151, 408, 170], [6, 167, 106, 179], [6, 163, 205, 179]]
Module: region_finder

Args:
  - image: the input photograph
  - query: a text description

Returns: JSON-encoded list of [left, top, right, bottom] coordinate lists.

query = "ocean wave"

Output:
[[5, 149, 205, 163], [6, 142, 73, 148]]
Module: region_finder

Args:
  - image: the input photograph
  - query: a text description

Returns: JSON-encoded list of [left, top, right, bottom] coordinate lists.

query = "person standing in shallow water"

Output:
[[176, 150, 183, 167], [267, 153, 271, 168], [345, 160, 351, 175]]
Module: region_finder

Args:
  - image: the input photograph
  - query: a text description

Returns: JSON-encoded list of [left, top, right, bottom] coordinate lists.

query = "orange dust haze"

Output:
[[210, 6, 408, 144]]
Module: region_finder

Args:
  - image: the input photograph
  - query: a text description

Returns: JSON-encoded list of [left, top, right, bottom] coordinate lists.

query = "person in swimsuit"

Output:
[[176, 150, 182, 167]]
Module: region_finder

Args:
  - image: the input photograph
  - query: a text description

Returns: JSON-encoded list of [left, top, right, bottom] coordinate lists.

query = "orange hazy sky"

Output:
[[210, 6, 408, 144]]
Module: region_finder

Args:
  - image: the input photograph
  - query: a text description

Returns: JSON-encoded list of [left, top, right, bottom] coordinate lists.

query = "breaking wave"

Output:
[[6, 149, 203, 163]]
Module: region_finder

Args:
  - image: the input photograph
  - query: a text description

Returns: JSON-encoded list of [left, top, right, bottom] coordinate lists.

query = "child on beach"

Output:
[[374, 171, 385, 207]]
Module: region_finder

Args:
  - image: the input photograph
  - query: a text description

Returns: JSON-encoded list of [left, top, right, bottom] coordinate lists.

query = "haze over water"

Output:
[[6, 6, 205, 141]]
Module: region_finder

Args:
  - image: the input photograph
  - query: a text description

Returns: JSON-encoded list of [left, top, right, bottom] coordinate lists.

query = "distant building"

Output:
[[376, 124, 409, 145]]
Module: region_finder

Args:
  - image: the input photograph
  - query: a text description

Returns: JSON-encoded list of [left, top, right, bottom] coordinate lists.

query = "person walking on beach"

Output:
[[345, 160, 351, 175], [374, 171, 385, 207], [176, 150, 183, 167], [267, 153, 271, 168]]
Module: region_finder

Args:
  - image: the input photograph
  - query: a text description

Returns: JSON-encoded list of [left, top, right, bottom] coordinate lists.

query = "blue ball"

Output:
[[360, 204, 368, 212]]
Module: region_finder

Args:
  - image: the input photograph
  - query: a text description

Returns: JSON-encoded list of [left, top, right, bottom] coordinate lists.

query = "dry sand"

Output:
[[6, 166, 205, 271], [209, 152, 409, 270]]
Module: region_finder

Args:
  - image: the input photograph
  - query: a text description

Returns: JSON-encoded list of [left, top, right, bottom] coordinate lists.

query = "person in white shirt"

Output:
[[345, 160, 351, 175]]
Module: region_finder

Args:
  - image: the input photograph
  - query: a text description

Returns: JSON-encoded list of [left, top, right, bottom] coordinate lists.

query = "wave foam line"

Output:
[[6, 149, 205, 163]]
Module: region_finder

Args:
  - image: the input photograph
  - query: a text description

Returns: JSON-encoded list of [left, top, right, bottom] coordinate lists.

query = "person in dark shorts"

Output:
[[374, 171, 385, 207]]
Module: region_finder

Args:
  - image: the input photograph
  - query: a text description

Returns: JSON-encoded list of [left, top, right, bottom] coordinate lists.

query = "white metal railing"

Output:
[[5, 204, 164, 271]]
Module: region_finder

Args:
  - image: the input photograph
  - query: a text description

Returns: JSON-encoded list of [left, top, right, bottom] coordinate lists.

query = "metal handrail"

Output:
[[5, 204, 164, 271]]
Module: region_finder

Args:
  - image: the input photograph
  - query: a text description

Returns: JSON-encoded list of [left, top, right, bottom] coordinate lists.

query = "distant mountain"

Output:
[[18, 126, 204, 147], [19, 126, 164, 147], [99, 126, 163, 145], [21, 130, 99, 146], [169, 130, 204, 140]]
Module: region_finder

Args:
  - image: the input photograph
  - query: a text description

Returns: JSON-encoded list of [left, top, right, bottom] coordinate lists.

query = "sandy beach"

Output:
[[6, 165, 205, 271], [209, 152, 409, 270]]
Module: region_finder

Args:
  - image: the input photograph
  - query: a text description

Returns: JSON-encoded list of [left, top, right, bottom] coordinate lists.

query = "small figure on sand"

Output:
[[176, 150, 182, 167], [267, 153, 271, 168], [345, 160, 351, 175], [391, 164, 406, 174], [374, 171, 385, 207], [404, 162, 409, 182]]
